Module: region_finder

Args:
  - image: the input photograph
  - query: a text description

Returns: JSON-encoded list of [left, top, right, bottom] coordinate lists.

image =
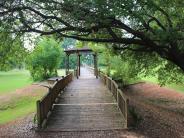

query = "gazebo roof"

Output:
[[64, 46, 93, 54]]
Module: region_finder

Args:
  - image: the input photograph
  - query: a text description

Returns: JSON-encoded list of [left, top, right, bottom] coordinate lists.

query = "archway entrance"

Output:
[[64, 47, 98, 78]]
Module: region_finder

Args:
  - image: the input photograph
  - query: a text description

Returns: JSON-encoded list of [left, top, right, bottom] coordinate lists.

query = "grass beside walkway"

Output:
[[0, 69, 44, 124], [0, 69, 32, 95], [0, 69, 67, 125]]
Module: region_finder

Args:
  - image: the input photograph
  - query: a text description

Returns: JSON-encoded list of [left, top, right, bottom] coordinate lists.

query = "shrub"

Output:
[[27, 37, 62, 81], [110, 55, 139, 85]]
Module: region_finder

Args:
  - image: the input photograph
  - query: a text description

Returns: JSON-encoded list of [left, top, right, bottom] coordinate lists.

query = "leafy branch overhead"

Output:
[[1, 0, 184, 71]]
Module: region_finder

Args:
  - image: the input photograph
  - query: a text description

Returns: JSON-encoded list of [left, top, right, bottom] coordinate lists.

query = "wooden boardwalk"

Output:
[[45, 67, 126, 131]]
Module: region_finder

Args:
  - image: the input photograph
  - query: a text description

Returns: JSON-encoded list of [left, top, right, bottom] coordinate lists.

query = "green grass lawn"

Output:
[[57, 69, 74, 76], [0, 97, 37, 124], [0, 69, 32, 95], [0, 69, 71, 125], [0, 69, 67, 95], [0, 69, 46, 125], [57, 69, 66, 76], [141, 76, 184, 93], [0, 88, 45, 125]]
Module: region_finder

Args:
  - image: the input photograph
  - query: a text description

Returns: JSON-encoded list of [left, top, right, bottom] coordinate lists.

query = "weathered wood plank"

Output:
[[45, 67, 126, 131]]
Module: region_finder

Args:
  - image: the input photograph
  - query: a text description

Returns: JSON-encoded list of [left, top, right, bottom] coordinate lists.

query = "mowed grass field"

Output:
[[141, 76, 184, 93], [0, 96, 40, 124], [57, 69, 66, 76], [0, 69, 67, 125], [0, 70, 32, 95], [0, 70, 40, 124], [0, 69, 66, 95]]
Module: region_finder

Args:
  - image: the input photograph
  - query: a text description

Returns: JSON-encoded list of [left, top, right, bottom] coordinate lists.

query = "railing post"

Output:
[[111, 79, 113, 93], [98, 71, 128, 128], [93, 53, 98, 78], [76, 69, 79, 79], [37, 100, 41, 129], [77, 53, 81, 76], [65, 54, 70, 75], [125, 98, 129, 128], [117, 90, 119, 107]]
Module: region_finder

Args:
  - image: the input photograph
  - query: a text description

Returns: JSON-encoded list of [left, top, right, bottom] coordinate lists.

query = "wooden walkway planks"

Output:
[[45, 67, 126, 131]]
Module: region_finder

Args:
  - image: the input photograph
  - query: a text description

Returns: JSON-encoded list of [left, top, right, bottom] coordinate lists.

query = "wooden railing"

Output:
[[74, 69, 79, 79], [85, 65, 95, 73], [98, 71, 128, 128], [88, 66, 128, 128], [84, 65, 98, 78], [36, 73, 73, 129]]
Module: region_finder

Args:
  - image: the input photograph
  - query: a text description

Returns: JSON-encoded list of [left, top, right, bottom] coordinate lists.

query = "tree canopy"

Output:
[[0, 32, 26, 70], [1, 0, 184, 71]]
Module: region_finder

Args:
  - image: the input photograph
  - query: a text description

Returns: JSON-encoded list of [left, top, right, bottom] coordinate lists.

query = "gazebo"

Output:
[[64, 47, 98, 78]]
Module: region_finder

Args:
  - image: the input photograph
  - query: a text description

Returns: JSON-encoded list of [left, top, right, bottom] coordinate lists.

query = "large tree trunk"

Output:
[[169, 50, 184, 72]]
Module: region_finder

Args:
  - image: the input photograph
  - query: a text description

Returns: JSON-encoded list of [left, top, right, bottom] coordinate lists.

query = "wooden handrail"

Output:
[[98, 69, 128, 128], [37, 73, 73, 129], [74, 69, 79, 79], [85, 65, 98, 78], [86, 65, 95, 72]]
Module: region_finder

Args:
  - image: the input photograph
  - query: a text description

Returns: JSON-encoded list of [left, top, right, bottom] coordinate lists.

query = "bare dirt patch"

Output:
[[125, 82, 184, 138], [0, 85, 47, 105]]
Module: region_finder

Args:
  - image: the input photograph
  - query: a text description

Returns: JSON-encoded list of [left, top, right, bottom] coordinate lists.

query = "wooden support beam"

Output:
[[65, 54, 70, 75], [93, 53, 98, 78], [37, 100, 41, 129], [78, 53, 81, 76]]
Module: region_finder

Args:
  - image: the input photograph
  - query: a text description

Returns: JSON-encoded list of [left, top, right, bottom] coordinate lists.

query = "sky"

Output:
[[23, 33, 39, 51]]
